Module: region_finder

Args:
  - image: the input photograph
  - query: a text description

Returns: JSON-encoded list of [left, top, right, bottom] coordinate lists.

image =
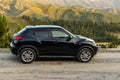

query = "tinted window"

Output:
[[34, 30, 49, 37], [52, 30, 68, 38]]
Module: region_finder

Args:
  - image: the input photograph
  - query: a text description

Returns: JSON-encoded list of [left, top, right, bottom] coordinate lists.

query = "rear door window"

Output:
[[33, 29, 49, 37]]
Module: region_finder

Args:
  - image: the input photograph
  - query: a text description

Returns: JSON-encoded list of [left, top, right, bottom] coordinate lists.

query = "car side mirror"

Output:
[[66, 35, 72, 41]]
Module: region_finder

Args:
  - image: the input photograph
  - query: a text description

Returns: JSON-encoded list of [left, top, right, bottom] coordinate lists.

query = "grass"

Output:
[[112, 33, 120, 38]]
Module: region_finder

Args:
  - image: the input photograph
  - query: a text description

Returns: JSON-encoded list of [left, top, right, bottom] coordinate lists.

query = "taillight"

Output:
[[15, 35, 22, 41]]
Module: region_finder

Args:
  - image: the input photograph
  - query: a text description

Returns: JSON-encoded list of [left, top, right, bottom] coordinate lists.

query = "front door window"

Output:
[[51, 29, 70, 42]]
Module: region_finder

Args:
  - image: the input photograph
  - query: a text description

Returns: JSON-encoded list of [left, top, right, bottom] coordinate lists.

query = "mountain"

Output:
[[31, 0, 120, 9], [0, 0, 120, 23], [0, 0, 45, 17]]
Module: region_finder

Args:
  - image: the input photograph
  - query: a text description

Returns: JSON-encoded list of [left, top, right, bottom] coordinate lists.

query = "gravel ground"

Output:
[[0, 48, 120, 80]]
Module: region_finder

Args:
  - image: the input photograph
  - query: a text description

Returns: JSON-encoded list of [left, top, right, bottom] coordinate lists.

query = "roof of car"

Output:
[[26, 25, 62, 29]]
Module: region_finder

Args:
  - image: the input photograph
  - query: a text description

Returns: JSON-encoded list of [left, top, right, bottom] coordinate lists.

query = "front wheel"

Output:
[[18, 48, 36, 64], [77, 48, 93, 63]]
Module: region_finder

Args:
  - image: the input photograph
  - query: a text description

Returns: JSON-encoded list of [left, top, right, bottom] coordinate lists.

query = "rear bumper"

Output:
[[10, 42, 17, 55]]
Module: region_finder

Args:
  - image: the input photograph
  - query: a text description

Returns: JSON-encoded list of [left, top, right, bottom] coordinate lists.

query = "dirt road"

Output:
[[0, 49, 120, 80]]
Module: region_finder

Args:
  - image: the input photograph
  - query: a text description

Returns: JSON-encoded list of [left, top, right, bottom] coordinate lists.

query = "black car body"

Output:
[[10, 25, 98, 63]]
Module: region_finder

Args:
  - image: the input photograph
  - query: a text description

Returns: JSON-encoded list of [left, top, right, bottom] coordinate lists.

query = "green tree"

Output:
[[0, 15, 8, 37], [0, 15, 9, 47]]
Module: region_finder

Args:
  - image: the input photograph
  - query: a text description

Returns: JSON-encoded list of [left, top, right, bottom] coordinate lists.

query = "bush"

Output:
[[100, 44, 107, 48]]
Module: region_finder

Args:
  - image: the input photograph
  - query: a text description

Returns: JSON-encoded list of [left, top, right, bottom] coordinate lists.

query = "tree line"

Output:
[[21, 15, 120, 48], [0, 15, 120, 48]]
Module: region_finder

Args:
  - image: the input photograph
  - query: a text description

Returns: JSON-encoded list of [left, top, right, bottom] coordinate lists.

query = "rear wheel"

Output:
[[77, 47, 93, 63], [18, 48, 36, 64]]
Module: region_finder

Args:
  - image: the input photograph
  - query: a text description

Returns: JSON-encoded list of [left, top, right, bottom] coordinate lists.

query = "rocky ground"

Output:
[[0, 48, 120, 80]]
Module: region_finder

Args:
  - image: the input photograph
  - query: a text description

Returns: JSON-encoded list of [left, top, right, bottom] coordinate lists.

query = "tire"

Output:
[[18, 48, 36, 64], [77, 47, 93, 63]]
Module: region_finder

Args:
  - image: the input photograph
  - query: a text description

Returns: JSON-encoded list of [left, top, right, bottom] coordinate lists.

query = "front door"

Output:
[[49, 29, 76, 56]]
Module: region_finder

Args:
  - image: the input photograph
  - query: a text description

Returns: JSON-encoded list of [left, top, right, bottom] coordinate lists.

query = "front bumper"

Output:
[[94, 46, 98, 56]]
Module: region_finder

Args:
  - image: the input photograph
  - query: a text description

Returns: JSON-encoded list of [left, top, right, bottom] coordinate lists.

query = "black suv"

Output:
[[10, 25, 98, 63]]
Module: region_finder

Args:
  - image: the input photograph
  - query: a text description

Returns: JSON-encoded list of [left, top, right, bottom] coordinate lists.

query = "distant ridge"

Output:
[[31, 0, 120, 9]]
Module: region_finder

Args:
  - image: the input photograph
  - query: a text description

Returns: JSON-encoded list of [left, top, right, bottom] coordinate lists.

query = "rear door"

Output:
[[33, 28, 56, 55]]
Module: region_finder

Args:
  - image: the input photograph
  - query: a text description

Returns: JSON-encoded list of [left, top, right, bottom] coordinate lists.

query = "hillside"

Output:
[[1, 0, 120, 36], [0, 0, 120, 47], [0, 0, 120, 23], [0, 0, 44, 17]]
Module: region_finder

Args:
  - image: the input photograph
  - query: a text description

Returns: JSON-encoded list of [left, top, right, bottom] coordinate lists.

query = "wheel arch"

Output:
[[78, 44, 95, 55], [17, 44, 39, 58]]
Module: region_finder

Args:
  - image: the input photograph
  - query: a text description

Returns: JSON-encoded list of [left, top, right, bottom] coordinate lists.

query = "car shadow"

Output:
[[36, 57, 77, 62]]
